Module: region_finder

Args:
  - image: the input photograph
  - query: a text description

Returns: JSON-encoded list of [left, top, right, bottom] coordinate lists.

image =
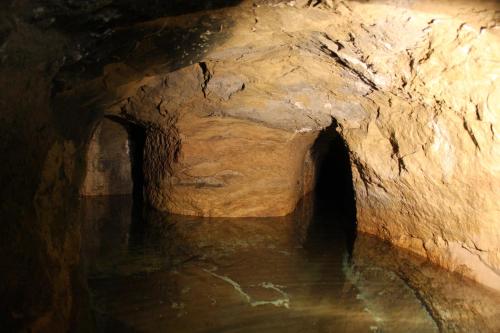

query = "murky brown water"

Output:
[[80, 196, 499, 333]]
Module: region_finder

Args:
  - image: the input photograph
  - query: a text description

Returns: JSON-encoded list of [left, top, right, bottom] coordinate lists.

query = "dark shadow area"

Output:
[[127, 125, 146, 204], [126, 124, 148, 246], [51, 0, 242, 142], [105, 116, 146, 204], [102, 117, 147, 247], [47, 0, 244, 32], [306, 121, 357, 254]]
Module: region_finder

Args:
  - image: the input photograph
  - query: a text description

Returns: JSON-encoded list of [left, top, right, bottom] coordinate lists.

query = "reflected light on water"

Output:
[[81, 196, 499, 333]]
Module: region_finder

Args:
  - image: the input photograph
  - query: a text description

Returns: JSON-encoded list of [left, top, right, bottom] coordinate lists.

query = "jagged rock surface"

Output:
[[65, 0, 500, 291], [1, 0, 499, 330]]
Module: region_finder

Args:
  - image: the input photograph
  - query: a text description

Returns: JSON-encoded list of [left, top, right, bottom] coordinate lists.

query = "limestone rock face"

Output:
[[71, 0, 498, 291], [103, 65, 317, 216], [1, 0, 499, 329], [152, 113, 316, 217]]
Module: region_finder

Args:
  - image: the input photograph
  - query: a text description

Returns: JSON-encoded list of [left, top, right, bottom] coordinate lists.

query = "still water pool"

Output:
[[80, 196, 499, 333]]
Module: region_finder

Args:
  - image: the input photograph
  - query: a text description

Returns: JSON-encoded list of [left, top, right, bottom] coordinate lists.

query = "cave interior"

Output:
[[1, 0, 500, 332]]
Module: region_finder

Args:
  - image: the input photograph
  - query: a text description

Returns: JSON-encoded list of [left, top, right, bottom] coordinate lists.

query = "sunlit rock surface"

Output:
[[1, 0, 499, 330]]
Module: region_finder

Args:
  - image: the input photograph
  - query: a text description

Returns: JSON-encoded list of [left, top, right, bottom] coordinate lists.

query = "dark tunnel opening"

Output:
[[104, 116, 146, 205], [126, 124, 146, 205], [102, 117, 148, 241], [307, 122, 357, 253]]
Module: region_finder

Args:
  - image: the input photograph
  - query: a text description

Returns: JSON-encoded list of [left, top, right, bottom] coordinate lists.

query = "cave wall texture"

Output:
[[81, 118, 135, 196], [0, 0, 499, 331]]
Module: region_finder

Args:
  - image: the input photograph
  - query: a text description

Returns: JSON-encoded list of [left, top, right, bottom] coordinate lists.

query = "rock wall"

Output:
[[81, 118, 134, 196], [0, 12, 89, 331], [156, 113, 316, 217], [83, 0, 498, 291], [1, 0, 499, 329], [350, 233, 500, 333], [103, 70, 317, 216], [0, 1, 243, 330]]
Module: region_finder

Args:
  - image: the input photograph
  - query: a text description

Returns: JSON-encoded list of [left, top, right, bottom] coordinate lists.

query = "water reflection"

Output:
[[80, 196, 500, 333]]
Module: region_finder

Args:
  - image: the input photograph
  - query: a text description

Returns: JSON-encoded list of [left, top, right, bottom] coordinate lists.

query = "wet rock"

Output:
[[351, 234, 500, 333], [2, 0, 500, 330], [70, 0, 499, 292]]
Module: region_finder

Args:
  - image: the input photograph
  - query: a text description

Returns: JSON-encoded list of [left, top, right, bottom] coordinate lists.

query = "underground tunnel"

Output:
[[1, 0, 500, 332], [311, 124, 356, 228], [81, 116, 146, 202]]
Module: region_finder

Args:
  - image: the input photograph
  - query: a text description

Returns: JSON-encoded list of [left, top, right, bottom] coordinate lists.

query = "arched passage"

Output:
[[81, 116, 146, 202], [306, 122, 357, 251]]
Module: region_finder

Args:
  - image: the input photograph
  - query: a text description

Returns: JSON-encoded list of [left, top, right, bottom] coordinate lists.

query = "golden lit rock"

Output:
[[1, 0, 499, 331]]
